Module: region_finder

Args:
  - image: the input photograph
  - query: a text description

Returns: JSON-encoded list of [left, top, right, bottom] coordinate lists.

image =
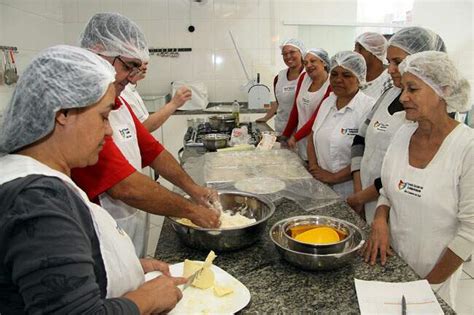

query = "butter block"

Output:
[[192, 267, 215, 289], [213, 284, 234, 297]]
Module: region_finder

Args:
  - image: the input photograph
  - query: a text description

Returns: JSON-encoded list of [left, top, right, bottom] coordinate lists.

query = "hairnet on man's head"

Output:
[[280, 38, 306, 55], [388, 26, 447, 55], [330, 51, 367, 84], [80, 12, 150, 62], [0, 45, 116, 154], [305, 48, 330, 72], [355, 32, 387, 62], [399, 51, 471, 113]]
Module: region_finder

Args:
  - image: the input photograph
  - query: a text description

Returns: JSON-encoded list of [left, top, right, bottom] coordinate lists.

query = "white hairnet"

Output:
[[79, 12, 150, 62], [330, 51, 367, 84], [355, 32, 387, 62], [399, 51, 471, 113], [0, 45, 116, 154], [305, 48, 330, 72], [280, 38, 306, 55], [388, 26, 447, 55]]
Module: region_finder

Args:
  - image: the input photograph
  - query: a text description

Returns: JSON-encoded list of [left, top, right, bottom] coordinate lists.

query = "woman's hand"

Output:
[[124, 275, 187, 314], [287, 136, 297, 150], [140, 258, 171, 276], [362, 217, 393, 265]]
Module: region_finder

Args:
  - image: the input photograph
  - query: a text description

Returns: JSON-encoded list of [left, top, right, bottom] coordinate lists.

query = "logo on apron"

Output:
[[118, 127, 133, 140], [373, 120, 389, 132], [397, 179, 423, 197], [340, 128, 358, 136], [282, 85, 295, 93]]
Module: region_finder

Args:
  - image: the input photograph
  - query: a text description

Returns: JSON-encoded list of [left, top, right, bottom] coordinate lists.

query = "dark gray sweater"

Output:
[[0, 175, 139, 314]]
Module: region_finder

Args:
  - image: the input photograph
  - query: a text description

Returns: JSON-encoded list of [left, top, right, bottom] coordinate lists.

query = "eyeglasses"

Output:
[[112, 56, 142, 77], [281, 50, 300, 57]]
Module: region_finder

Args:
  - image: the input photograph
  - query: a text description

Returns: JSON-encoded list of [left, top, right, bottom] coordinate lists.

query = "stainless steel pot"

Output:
[[208, 114, 236, 132], [270, 217, 365, 271], [168, 191, 275, 252], [201, 133, 229, 151]]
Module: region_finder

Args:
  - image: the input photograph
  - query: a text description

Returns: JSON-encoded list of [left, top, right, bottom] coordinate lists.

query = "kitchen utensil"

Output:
[[9, 49, 18, 82], [201, 133, 229, 151], [281, 216, 354, 254], [208, 114, 236, 132], [182, 267, 203, 291], [270, 217, 365, 271], [168, 191, 275, 252]]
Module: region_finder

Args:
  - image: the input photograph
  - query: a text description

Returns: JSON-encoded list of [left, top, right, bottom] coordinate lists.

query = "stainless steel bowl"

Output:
[[169, 191, 275, 252], [282, 216, 354, 254], [208, 114, 236, 132], [201, 133, 229, 151], [270, 216, 365, 271]]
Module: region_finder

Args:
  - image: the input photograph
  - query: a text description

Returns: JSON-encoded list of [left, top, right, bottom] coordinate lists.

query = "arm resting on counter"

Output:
[[363, 204, 394, 266], [256, 101, 278, 122]]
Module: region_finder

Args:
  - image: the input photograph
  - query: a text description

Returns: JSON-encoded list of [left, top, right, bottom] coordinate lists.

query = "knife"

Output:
[[182, 268, 203, 291]]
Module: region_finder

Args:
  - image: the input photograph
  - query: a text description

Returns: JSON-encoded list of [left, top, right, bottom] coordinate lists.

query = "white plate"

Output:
[[144, 262, 251, 314]]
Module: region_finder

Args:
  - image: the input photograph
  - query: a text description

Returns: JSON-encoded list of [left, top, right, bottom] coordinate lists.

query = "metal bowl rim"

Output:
[[169, 190, 275, 231], [202, 133, 230, 141], [281, 216, 354, 248], [269, 216, 365, 257]]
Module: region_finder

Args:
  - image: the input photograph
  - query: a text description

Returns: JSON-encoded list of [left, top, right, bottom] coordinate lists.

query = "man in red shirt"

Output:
[[72, 13, 220, 257]]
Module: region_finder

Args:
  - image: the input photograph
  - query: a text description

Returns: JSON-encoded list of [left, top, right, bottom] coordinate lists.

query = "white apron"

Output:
[[274, 69, 300, 134], [0, 154, 144, 298], [312, 91, 374, 199], [381, 123, 469, 308], [121, 84, 149, 123], [98, 97, 148, 257], [295, 75, 330, 160], [360, 87, 406, 223]]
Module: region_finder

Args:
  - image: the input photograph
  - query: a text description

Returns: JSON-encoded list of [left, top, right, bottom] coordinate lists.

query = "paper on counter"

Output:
[[354, 279, 443, 315]]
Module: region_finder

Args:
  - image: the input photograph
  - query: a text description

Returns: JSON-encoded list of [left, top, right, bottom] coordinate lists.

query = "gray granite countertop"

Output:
[[156, 184, 453, 312]]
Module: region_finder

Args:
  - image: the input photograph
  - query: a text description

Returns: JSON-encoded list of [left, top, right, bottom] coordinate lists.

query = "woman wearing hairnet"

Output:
[[348, 27, 447, 223], [0, 46, 186, 314], [281, 48, 333, 160], [354, 32, 391, 99], [257, 39, 305, 134], [307, 51, 375, 198], [363, 51, 474, 309]]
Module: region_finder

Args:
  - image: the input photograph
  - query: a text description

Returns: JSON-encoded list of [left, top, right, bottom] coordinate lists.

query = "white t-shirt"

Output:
[[312, 91, 375, 198], [121, 84, 149, 123], [361, 69, 391, 100]]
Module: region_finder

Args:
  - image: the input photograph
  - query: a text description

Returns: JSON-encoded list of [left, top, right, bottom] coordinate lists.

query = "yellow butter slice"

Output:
[[182, 259, 203, 278], [294, 227, 340, 244], [213, 284, 234, 297]]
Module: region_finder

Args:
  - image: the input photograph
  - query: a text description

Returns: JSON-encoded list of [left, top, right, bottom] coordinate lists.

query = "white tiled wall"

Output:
[[0, 0, 64, 113], [1, 0, 473, 108]]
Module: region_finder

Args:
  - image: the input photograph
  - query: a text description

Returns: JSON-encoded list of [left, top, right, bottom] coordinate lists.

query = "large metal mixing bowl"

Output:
[[168, 191, 275, 252], [201, 133, 229, 151], [270, 217, 365, 271], [282, 216, 354, 254], [208, 114, 236, 132]]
